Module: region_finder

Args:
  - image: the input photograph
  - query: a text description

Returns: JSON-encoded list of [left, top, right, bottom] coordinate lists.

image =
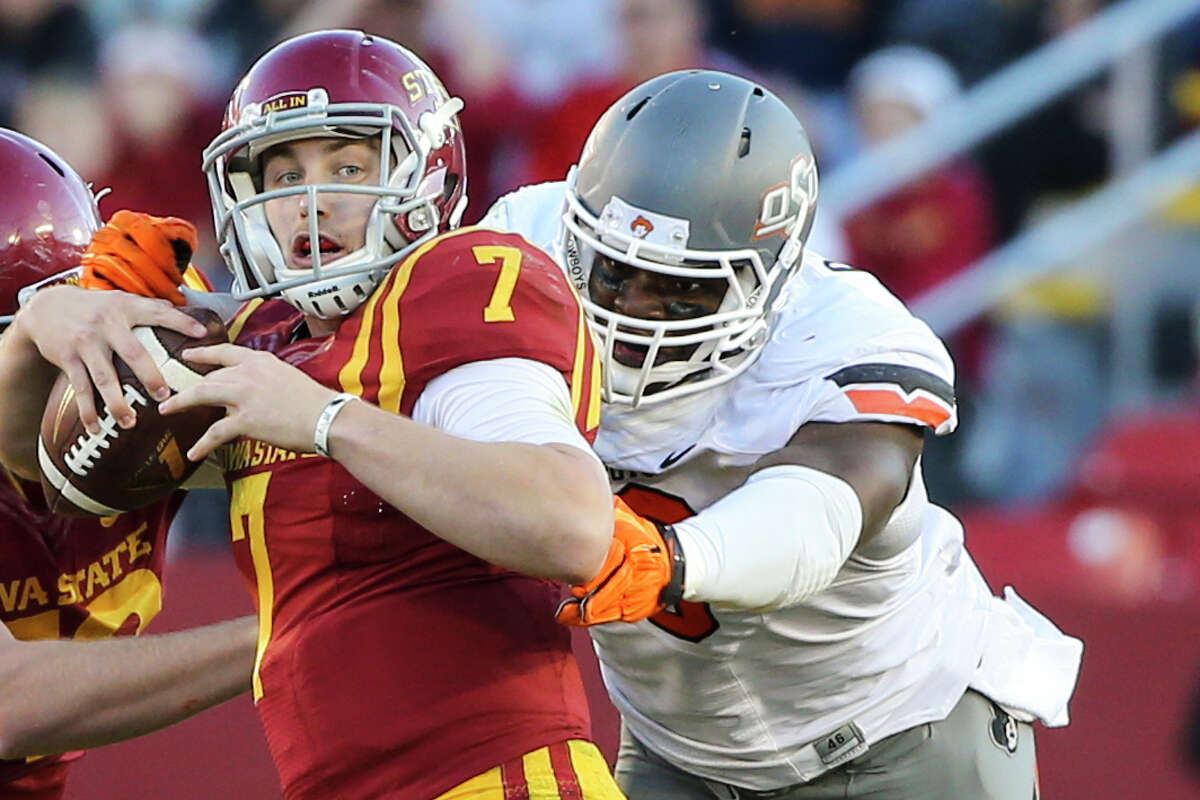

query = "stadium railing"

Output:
[[822, 0, 1200, 409]]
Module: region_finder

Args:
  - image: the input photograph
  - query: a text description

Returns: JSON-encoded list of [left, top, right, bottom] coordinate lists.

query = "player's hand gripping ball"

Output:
[[37, 307, 228, 516]]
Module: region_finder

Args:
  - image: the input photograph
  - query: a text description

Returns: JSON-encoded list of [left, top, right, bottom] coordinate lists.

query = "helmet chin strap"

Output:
[[280, 271, 384, 318]]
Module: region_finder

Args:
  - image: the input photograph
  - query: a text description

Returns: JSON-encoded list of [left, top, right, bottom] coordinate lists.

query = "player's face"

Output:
[[588, 253, 726, 367], [261, 137, 382, 270]]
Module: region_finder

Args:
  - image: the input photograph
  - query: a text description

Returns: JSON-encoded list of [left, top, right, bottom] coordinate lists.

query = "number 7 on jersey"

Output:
[[473, 245, 523, 323]]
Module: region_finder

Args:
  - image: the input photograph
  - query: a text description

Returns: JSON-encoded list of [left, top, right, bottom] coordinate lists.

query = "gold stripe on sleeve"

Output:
[[338, 272, 391, 398], [339, 228, 487, 405], [375, 268, 408, 413], [569, 308, 587, 416], [371, 228, 483, 412], [226, 298, 264, 342], [181, 265, 209, 291], [586, 345, 602, 431]]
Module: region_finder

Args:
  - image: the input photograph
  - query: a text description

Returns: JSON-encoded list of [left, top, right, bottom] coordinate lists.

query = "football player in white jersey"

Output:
[[482, 70, 1084, 800]]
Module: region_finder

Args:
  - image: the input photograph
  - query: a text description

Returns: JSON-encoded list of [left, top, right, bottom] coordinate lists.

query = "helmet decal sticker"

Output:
[[752, 153, 817, 241], [599, 196, 689, 251], [630, 215, 655, 238], [16, 266, 84, 309], [260, 91, 310, 115]]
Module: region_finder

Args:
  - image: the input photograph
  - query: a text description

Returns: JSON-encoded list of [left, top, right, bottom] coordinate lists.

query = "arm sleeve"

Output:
[[411, 357, 600, 462], [673, 465, 864, 611]]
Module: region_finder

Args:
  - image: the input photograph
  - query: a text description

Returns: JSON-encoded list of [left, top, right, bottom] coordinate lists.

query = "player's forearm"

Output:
[[0, 616, 256, 758], [0, 311, 59, 478], [329, 400, 612, 584]]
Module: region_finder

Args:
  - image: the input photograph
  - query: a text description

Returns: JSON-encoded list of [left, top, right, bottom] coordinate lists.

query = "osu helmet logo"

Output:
[[630, 215, 655, 238], [752, 153, 817, 240]]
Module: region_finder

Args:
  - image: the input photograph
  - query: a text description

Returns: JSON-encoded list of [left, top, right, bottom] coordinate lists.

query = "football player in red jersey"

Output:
[[0, 129, 256, 799], [147, 31, 620, 800]]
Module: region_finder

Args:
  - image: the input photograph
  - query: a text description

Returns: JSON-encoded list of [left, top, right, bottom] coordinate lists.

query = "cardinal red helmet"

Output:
[[202, 29, 468, 318], [0, 128, 100, 326]]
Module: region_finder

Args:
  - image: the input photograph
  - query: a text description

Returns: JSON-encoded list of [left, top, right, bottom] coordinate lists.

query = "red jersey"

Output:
[[219, 228, 602, 800], [0, 472, 179, 799]]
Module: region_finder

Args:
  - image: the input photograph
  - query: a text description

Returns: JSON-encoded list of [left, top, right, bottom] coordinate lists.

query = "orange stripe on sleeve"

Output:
[[844, 388, 952, 429]]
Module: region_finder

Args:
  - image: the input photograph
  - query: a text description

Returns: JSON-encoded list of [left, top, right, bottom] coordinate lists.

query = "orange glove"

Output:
[[80, 210, 198, 305], [556, 496, 686, 627]]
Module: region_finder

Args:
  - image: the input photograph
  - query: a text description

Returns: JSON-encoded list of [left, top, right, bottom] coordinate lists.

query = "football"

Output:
[[37, 306, 228, 517]]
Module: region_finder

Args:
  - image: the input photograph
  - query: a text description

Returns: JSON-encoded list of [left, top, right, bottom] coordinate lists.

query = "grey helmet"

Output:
[[560, 70, 817, 406]]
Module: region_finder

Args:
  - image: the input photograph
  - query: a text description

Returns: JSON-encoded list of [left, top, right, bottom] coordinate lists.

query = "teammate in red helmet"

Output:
[[0, 128, 255, 800]]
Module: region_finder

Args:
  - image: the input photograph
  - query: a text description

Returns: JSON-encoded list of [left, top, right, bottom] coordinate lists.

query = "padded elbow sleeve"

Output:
[[672, 465, 863, 611]]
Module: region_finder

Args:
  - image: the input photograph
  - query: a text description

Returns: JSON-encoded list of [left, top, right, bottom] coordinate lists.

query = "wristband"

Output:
[[657, 523, 686, 607], [313, 393, 357, 458]]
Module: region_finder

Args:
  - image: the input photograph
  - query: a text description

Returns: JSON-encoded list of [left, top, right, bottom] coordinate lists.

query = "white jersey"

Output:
[[483, 184, 1083, 791]]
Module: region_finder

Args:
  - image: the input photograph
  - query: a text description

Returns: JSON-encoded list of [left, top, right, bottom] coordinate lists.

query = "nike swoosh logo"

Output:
[[659, 444, 696, 470]]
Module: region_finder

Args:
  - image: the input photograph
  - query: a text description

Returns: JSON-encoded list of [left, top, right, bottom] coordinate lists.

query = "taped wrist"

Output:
[[671, 465, 863, 611]]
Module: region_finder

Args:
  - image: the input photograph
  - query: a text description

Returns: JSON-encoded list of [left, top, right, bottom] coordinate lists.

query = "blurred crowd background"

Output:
[[8, 0, 1200, 797]]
